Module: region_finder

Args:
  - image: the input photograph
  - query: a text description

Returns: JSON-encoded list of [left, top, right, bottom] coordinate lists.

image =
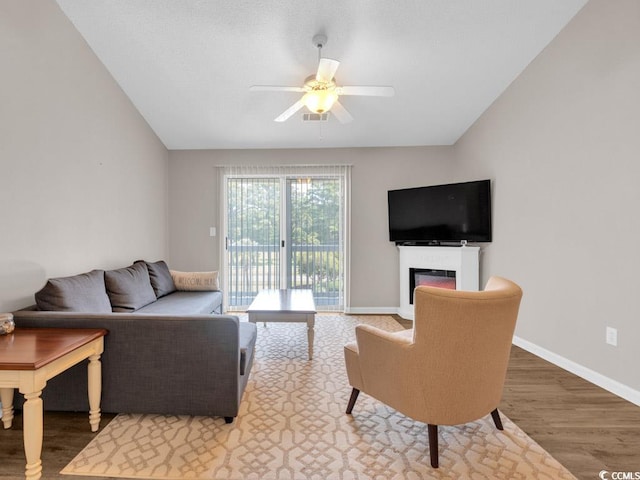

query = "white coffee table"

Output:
[[247, 289, 316, 360]]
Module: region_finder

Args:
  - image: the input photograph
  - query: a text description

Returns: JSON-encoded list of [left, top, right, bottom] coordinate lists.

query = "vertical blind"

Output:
[[219, 164, 351, 312]]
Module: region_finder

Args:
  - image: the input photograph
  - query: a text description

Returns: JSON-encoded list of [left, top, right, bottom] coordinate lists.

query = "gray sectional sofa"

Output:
[[12, 260, 256, 423]]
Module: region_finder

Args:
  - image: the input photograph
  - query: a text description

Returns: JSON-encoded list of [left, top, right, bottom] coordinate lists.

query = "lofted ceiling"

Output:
[[56, 0, 588, 150]]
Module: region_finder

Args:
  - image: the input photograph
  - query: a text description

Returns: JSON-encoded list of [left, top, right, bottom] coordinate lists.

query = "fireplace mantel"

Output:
[[398, 245, 480, 320]]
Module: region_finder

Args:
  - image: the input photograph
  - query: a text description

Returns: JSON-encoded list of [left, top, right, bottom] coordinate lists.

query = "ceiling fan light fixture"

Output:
[[302, 89, 338, 114], [251, 34, 393, 123]]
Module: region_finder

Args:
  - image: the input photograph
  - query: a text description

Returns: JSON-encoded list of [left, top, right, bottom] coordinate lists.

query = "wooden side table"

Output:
[[0, 327, 107, 480]]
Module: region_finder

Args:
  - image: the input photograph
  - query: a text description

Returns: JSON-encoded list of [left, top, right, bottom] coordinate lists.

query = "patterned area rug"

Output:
[[62, 314, 576, 479]]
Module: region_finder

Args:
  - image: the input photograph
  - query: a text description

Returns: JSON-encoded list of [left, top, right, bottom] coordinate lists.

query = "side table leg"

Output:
[[307, 314, 315, 360], [88, 353, 102, 432], [23, 391, 43, 480], [0, 387, 14, 429]]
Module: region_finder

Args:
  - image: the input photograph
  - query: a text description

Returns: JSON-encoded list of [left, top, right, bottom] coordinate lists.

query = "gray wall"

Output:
[[168, 147, 455, 310], [453, 0, 640, 394], [0, 0, 169, 311]]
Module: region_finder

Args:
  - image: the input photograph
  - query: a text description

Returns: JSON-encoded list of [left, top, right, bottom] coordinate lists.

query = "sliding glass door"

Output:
[[286, 177, 342, 308], [226, 177, 281, 307], [222, 166, 349, 311]]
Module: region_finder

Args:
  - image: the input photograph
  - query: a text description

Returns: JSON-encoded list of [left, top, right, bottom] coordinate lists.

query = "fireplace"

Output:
[[398, 246, 479, 320], [409, 268, 456, 304]]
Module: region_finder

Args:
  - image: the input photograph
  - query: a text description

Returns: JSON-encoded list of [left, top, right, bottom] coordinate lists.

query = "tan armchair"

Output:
[[344, 276, 523, 468]]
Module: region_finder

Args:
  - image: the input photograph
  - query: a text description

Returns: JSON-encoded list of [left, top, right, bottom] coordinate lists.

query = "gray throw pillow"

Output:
[[137, 260, 176, 298], [35, 269, 112, 312], [105, 262, 157, 312]]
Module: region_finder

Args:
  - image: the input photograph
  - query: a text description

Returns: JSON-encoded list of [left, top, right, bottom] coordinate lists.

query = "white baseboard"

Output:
[[513, 335, 640, 407], [345, 306, 399, 315]]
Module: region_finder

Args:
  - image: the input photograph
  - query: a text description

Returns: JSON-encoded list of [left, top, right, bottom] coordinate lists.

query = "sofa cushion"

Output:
[[35, 270, 112, 313], [105, 263, 157, 312], [170, 270, 219, 291], [138, 260, 176, 298], [135, 290, 222, 315]]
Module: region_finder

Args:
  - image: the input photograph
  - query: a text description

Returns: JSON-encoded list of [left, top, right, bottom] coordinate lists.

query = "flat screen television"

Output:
[[388, 179, 492, 245]]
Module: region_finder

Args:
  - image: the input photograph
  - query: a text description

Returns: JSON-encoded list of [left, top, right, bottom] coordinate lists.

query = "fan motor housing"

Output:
[[304, 75, 336, 91]]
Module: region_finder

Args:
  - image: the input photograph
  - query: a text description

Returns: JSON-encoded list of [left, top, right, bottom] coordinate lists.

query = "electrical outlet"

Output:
[[606, 327, 618, 346]]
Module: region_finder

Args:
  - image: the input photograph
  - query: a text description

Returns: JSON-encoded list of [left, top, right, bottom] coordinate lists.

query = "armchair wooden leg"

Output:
[[224, 417, 234, 424], [346, 388, 360, 414], [428, 424, 439, 468], [490, 408, 504, 430]]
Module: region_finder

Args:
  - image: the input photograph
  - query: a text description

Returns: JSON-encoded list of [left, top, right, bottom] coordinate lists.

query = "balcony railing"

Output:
[[227, 243, 342, 308]]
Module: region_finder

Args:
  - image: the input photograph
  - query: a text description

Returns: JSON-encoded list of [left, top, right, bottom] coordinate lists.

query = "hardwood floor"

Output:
[[0, 410, 118, 480], [0, 346, 638, 479], [501, 346, 640, 479]]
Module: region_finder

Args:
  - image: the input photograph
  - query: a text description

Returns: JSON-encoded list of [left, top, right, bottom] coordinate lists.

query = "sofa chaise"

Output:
[[12, 260, 256, 423]]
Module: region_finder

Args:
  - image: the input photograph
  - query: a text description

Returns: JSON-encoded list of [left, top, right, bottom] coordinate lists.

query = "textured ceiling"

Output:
[[56, 0, 588, 150]]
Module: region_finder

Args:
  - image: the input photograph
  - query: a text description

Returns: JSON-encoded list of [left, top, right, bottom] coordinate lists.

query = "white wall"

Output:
[[0, 0, 169, 312], [168, 147, 455, 310], [454, 0, 640, 397]]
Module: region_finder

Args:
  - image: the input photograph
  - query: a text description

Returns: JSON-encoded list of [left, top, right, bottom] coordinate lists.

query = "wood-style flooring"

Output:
[[0, 346, 638, 479], [501, 346, 640, 479]]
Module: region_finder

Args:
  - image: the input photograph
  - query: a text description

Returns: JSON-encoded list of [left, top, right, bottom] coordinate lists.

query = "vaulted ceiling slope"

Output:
[[56, 0, 588, 150]]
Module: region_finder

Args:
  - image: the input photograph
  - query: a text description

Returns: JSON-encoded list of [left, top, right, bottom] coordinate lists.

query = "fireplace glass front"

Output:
[[409, 268, 456, 304]]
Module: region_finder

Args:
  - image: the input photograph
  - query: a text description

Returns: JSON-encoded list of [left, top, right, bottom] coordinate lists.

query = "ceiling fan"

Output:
[[249, 35, 395, 123]]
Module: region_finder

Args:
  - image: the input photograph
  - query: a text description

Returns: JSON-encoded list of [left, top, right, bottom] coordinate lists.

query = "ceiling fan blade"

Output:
[[316, 58, 340, 83], [337, 86, 395, 97], [274, 99, 305, 122], [331, 101, 353, 124], [250, 85, 306, 93]]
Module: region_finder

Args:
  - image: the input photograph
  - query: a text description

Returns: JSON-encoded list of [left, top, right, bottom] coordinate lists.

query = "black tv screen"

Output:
[[388, 179, 492, 244]]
